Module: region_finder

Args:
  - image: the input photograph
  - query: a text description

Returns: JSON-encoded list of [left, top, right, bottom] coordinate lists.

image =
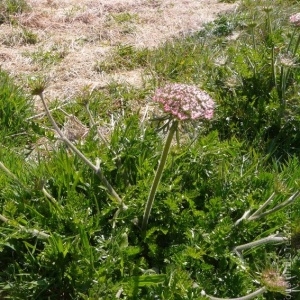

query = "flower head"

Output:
[[153, 83, 215, 121], [261, 268, 289, 294], [279, 54, 296, 67], [289, 13, 300, 27]]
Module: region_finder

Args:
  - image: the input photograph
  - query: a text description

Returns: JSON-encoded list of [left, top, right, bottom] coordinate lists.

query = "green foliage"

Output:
[[145, 0, 300, 158], [23, 47, 67, 68], [110, 12, 139, 24], [0, 0, 299, 299], [0, 0, 30, 24], [2, 27, 38, 46], [95, 44, 149, 72], [0, 69, 36, 146]]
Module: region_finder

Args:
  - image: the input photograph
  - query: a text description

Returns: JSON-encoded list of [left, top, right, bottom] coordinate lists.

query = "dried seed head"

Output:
[[28, 76, 49, 96]]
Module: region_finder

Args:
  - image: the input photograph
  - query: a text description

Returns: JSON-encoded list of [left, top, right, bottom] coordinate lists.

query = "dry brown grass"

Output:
[[0, 0, 237, 109]]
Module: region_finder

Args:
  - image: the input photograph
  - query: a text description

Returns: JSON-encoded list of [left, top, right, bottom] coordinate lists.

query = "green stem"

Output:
[[293, 32, 300, 56], [141, 120, 178, 231], [271, 45, 276, 87], [42, 187, 63, 214], [265, 11, 277, 88], [287, 28, 297, 53]]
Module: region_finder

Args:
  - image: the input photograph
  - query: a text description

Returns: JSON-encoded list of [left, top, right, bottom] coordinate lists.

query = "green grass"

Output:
[[0, 0, 30, 24], [94, 44, 150, 72], [2, 28, 38, 46], [0, 0, 300, 299], [23, 47, 67, 68]]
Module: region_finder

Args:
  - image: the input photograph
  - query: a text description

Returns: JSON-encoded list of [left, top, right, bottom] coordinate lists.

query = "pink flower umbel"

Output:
[[261, 269, 289, 294], [290, 13, 300, 27], [153, 83, 215, 121], [142, 83, 215, 231]]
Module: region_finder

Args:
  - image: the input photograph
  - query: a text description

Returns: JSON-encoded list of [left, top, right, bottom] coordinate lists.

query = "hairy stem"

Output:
[[85, 104, 109, 146], [234, 233, 287, 254], [0, 213, 49, 239], [248, 191, 299, 221], [42, 187, 63, 214], [0, 161, 26, 188], [206, 287, 267, 300], [39, 92, 125, 208], [142, 120, 178, 231]]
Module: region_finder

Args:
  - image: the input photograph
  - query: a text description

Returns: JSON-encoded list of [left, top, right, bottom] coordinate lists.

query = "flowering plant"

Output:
[[289, 13, 300, 27], [152, 83, 215, 121], [142, 83, 215, 230]]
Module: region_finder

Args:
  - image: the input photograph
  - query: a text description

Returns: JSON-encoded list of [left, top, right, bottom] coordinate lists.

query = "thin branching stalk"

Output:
[[142, 120, 178, 231], [206, 287, 267, 300], [85, 103, 109, 146], [248, 192, 275, 219], [234, 210, 251, 226], [235, 192, 299, 225], [248, 191, 300, 220], [38, 92, 125, 209], [279, 66, 287, 110], [0, 161, 25, 187], [233, 233, 288, 254], [0, 213, 49, 239], [42, 187, 63, 214], [292, 32, 300, 56], [287, 28, 297, 53], [264, 9, 276, 88], [26, 101, 70, 121]]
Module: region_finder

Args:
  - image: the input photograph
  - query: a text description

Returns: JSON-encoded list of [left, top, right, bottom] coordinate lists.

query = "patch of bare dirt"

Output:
[[0, 0, 238, 105]]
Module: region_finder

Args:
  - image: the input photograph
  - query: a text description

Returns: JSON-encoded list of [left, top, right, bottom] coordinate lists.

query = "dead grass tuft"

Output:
[[66, 11, 96, 24], [17, 12, 53, 29]]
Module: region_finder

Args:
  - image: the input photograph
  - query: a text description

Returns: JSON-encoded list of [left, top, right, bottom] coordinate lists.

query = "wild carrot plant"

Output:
[[142, 83, 215, 230], [0, 0, 299, 299]]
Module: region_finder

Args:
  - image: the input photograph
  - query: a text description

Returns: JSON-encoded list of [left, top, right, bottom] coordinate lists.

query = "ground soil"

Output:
[[0, 0, 237, 106]]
